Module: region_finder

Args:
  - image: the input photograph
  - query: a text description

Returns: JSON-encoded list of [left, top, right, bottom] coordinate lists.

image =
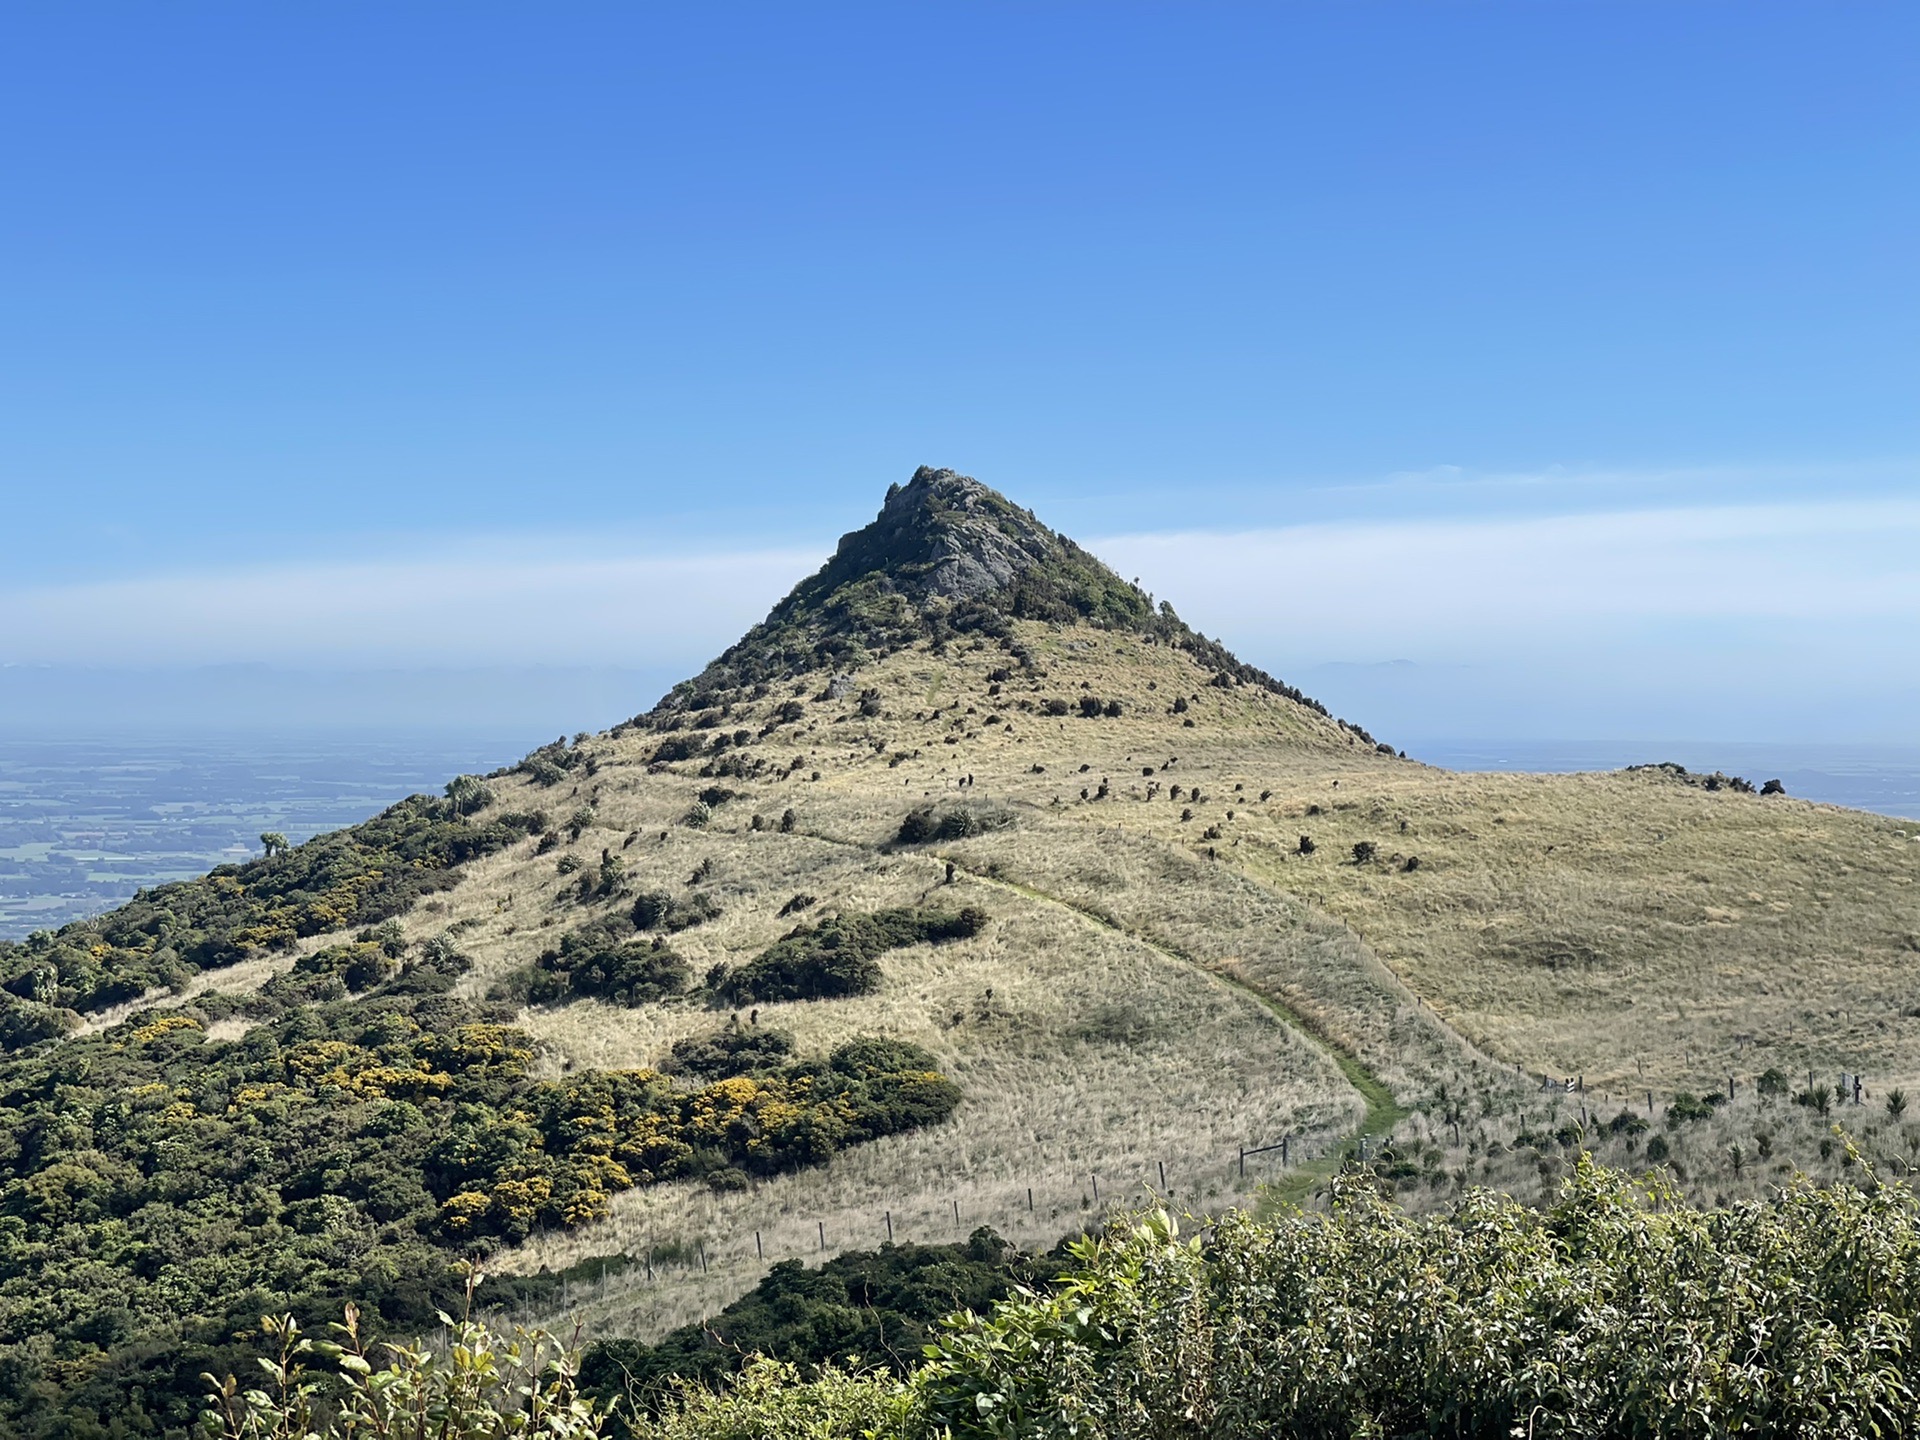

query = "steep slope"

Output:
[[642, 466, 1372, 743]]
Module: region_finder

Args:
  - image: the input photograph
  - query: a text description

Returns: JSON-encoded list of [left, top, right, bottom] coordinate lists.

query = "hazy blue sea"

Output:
[[0, 732, 535, 939], [2, 731, 1915, 941]]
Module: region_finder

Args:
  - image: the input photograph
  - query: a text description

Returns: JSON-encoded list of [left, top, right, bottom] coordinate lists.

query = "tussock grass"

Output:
[[267, 618, 1918, 1338]]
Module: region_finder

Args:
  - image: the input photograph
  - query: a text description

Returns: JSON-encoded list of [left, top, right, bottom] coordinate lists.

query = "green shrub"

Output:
[[532, 924, 692, 1008], [631, 890, 723, 933], [721, 908, 988, 1004], [1667, 1091, 1721, 1125], [583, 1229, 1063, 1416], [920, 1159, 1920, 1438], [895, 805, 1014, 845], [664, 1025, 797, 1079], [203, 1300, 611, 1439], [628, 1360, 910, 1440]]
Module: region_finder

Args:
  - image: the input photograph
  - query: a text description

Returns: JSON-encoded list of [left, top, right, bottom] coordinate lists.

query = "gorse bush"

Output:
[[720, 907, 989, 1004], [662, 1024, 798, 1079], [430, 1038, 960, 1239]]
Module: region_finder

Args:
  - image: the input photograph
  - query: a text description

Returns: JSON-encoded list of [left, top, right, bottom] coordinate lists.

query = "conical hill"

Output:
[[642, 465, 1373, 744]]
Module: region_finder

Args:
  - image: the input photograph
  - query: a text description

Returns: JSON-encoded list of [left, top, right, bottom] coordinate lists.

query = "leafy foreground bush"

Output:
[[618, 1153, 1920, 1440], [202, 1293, 612, 1439]]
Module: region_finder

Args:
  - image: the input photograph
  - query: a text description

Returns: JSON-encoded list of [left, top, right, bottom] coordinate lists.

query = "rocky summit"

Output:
[[653, 465, 1365, 739]]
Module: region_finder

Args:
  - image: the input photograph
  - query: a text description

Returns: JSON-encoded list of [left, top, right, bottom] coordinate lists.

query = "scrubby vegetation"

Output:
[[719, 907, 988, 1005], [0, 793, 540, 1038], [662, 1023, 798, 1079], [221, 1156, 1920, 1438], [895, 804, 1015, 845], [579, 1227, 1067, 1417], [526, 920, 692, 1007], [430, 1036, 960, 1238], [911, 1157, 1920, 1438], [0, 936, 958, 1435]]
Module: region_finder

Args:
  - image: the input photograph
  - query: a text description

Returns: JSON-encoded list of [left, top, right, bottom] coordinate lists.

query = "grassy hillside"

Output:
[[3, 467, 1918, 1434]]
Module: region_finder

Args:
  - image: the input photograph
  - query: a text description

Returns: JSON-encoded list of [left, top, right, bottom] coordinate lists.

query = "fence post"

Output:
[[952, 1197, 961, 1228], [818, 1220, 826, 1251], [1238, 1147, 1246, 1178], [755, 1230, 763, 1260], [885, 1210, 893, 1243], [1092, 1174, 1100, 1203], [1027, 1186, 1034, 1212], [1158, 1160, 1167, 1191], [1282, 1135, 1290, 1164]]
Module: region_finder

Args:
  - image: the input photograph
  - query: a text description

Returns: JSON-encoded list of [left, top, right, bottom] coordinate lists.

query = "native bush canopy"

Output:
[[219, 1154, 1920, 1440], [580, 1228, 1067, 1419], [915, 1156, 1920, 1439]]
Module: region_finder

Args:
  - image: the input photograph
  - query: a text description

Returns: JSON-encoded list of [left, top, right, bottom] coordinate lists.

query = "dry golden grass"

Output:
[[179, 616, 1920, 1334]]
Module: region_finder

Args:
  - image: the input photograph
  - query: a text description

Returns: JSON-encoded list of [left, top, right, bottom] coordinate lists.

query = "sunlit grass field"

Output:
[[177, 617, 1920, 1339]]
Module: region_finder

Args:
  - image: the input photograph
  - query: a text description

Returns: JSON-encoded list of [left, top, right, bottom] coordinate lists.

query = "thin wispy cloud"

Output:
[[0, 546, 823, 667], [1091, 496, 1920, 656], [5, 493, 1916, 740]]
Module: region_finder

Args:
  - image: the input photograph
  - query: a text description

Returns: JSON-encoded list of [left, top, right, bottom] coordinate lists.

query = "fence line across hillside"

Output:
[[504, 1121, 1388, 1326], [504, 1062, 1912, 1329]]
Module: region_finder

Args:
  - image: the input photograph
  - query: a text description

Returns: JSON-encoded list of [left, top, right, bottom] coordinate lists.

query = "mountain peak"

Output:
[[640, 466, 1370, 743], [829, 465, 1079, 606]]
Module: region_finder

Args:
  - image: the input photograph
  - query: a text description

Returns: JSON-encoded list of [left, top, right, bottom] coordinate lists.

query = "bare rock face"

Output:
[[828, 466, 1061, 604]]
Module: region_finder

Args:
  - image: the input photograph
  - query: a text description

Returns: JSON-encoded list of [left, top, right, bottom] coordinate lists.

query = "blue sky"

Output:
[[2, 4, 1915, 744]]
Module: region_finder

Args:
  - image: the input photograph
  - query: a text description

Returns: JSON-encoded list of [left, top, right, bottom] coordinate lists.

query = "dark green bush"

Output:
[[721, 908, 988, 1005], [663, 1025, 797, 1079], [533, 922, 691, 1007], [895, 805, 1014, 845], [582, 1228, 1065, 1414]]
